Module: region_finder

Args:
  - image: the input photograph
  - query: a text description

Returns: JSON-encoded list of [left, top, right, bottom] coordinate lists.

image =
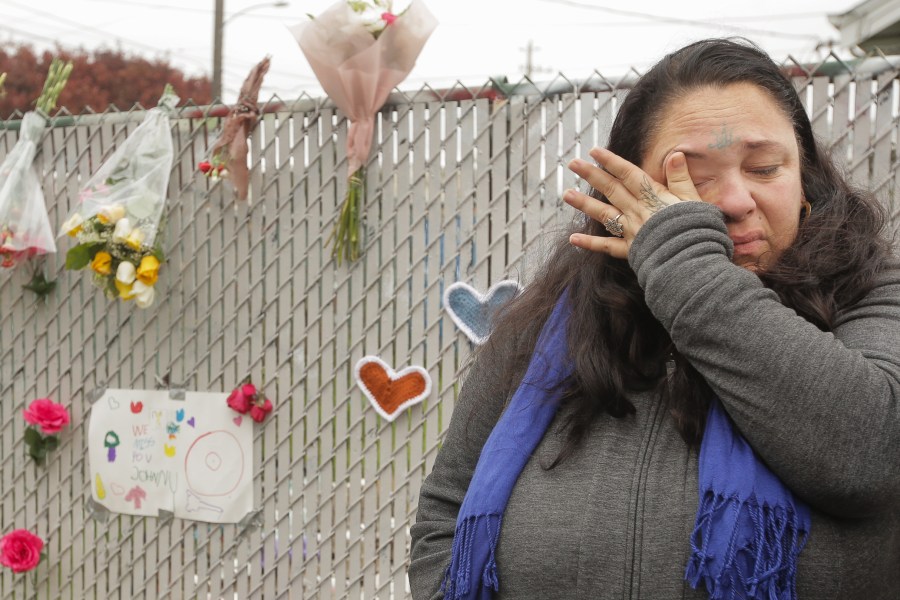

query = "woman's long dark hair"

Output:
[[478, 38, 893, 464]]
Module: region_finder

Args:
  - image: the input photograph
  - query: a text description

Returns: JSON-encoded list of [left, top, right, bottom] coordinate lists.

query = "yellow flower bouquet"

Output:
[[60, 86, 176, 308]]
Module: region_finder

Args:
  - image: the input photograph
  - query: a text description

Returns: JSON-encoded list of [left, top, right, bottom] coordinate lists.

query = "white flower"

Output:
[[132, 280, 155, 308], [115, 261, 136, 285], [61, 213, 84, 236], [112, 218, 133, 244], [98, 204, 126, 224], [125, 228, 146, 250]]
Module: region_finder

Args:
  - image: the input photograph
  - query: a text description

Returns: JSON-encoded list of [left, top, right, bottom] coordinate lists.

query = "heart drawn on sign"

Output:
[[444, 280, 523, 345], [354, 356, 432, 422]]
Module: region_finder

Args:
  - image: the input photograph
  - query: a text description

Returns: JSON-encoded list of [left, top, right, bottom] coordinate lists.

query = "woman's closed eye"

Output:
[[749, 165, 781, 177]]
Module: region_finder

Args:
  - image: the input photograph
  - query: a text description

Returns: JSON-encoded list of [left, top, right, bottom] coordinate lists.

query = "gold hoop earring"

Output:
[[800, 199, 812, 221]]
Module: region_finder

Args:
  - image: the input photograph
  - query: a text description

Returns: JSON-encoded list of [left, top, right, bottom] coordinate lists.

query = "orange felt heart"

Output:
[[355, 356, 432, 421]]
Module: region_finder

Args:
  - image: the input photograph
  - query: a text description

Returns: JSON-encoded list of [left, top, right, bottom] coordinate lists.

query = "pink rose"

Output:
[[0, 529, 43, 573], [22, 398, 70, 435], [381, 12, 397, 25], [226, 384, 256, 414], [249, 397, 273, 423]]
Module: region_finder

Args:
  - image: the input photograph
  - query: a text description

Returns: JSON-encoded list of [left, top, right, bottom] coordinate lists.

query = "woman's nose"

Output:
[[705, 175, 755, 222]]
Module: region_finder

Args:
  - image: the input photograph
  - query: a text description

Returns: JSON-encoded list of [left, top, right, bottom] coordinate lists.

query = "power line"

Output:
[[534, 0, 822, 41], [80, 0, 303, 23], [0, 23, 62, 45], [0, 0, 196, 56], [173, 44, 318, 81], [79, 0, 211, 13], [707, 11, 826, 23], [9, 0, 312, 82], [0, 2, 316, 87], [0, 23, 210, 75]]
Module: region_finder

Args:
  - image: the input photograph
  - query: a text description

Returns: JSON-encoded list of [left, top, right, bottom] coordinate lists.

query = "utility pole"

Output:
[[519, 40, 550, 79], [211, 1, 287, 102], [523, 40, 536, 78], [212, 0, 224, 102]]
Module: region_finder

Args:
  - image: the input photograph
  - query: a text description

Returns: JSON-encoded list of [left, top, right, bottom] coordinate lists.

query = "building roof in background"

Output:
[[829, 0, 900, 54]]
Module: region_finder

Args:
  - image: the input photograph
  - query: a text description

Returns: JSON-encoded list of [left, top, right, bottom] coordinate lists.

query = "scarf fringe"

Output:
[[442, 514, 502, 600], [686, 490, 808, 600]]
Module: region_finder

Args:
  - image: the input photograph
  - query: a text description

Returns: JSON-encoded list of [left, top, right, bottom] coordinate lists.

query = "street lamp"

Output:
[[212, 1, 289, 101]]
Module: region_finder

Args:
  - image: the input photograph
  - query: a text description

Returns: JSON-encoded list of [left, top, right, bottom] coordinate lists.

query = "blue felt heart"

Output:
[[444, 280, 522, 344]]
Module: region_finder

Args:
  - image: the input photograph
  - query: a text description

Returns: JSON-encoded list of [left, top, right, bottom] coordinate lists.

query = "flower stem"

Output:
[[35, 58, 73, 116], [328, 168, 365, 265]]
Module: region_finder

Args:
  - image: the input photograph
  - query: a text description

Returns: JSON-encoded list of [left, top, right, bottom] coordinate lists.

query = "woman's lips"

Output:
[[730, 232, 765, 255]]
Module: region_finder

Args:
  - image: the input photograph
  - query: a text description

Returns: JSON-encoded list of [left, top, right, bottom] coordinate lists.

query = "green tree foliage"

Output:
[[0, 43, 212, 118]]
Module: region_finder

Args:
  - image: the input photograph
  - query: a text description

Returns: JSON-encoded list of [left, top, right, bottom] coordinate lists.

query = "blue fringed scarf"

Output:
[[442, 291, 811, 599]]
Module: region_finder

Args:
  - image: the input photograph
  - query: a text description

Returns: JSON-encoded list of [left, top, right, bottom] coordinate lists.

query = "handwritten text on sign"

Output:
[[89, 390, 253, 523]]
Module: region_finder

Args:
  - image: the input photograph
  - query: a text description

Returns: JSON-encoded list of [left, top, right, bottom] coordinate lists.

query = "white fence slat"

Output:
[[810, 76, 831, 143], [472, 98, 492, 290], [831, 73, 854, 165], [852, 76, 874, 187]]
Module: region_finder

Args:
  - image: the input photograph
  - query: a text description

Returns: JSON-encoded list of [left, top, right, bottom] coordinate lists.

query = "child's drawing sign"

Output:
[[89, 389, 253, 523]]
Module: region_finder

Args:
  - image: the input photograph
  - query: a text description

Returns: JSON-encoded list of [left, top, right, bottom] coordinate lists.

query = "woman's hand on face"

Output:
[[563, 147, 702, 258]]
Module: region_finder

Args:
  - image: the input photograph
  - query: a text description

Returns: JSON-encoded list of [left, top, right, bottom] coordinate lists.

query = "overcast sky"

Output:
[[0, 0, 866, 103]]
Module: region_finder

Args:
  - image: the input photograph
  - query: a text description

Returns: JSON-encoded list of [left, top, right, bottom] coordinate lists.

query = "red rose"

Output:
[[0, 529, 43, 573], [198, 161, 212, 173], [22, 398, 70, 435], [381, 12, 397, 25], [226, 384, 255, 414], [249, 397, 273, 423]]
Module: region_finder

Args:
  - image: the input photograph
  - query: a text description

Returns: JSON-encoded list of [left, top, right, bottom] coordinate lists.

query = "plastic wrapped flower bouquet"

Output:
[[60, 86, 177, 308]]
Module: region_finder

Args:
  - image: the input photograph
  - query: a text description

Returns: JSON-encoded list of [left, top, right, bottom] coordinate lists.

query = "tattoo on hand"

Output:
[[640, 177, 667, 213]]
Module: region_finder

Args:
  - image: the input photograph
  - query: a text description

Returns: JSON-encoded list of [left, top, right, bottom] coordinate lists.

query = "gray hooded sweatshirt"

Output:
[[409, 202, 900, 599]]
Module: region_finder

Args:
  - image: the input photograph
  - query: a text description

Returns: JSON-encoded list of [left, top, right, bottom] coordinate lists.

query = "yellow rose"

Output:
[[115, 279, 135, 300], [136, 256, 160, 286], [90, 251, 113, 275]]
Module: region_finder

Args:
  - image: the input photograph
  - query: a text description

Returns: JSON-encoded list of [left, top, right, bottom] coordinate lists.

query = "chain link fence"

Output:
[[1, 53, 899, 599]]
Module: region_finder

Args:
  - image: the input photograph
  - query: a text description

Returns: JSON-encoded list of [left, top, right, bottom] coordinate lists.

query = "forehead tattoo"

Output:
[[708, 125, 735, 150]]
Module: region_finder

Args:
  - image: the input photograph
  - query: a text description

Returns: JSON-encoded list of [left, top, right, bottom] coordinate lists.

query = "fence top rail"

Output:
[[1, 55, 899, 132]]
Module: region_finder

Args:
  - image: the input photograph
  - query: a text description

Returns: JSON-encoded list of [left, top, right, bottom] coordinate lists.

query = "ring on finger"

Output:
[[603, 213, 625, 237]]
